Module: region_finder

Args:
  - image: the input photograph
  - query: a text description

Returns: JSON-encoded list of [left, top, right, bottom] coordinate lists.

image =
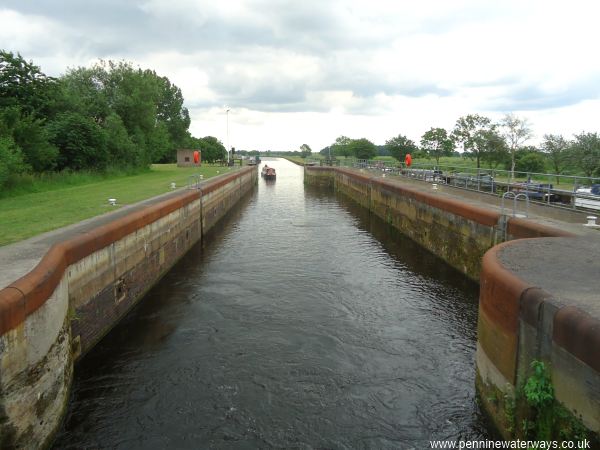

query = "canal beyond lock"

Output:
[[53, 158, 490, 449]]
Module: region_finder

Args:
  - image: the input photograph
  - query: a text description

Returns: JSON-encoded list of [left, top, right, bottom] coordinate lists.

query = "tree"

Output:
[[420, 128, 454, 165], [348, 138, 377, 160], [156, 75, 190, 149], [0, 135, 26, 188], [59, 65, 110, 123], [514, 151, 546, 174], [47, 112, 109, 170], [0, 106, 58, 172], [478, 130, 509, 169], [500, 113, 533, 180], [146, 122, 172, 163], [60, 60, 192, 166], [540, 134, 570, 184], [299, 143, 312, 158], [385, 134, 417, 162], [470, 128, 507, 171], [452, 114, 492, 168], [0, 50, 59, 118], [331, 135, 353, 157], [0, 52, 61, 172], [193, 136, 226, 163], [572, 132, 600, 178], [103, 112, 141, 166], [319, 145, 332, 157]]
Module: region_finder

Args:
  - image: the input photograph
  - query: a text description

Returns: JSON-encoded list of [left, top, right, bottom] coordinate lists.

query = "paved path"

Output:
[[499, 237, 600, 319], [373, 172, 600, 237], [0, 189, 190, 289]]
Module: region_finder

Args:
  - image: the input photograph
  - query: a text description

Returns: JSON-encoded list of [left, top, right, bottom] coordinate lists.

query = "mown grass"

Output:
[[282, 156, 306, 165], [0, 164, 230, 246]]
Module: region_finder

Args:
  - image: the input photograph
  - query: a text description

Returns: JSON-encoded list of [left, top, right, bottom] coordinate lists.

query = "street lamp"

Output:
[[226, 108, 230, 165]]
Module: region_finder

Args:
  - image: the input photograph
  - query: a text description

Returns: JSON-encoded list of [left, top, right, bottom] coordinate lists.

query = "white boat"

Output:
[[574, 184, 600, 211]]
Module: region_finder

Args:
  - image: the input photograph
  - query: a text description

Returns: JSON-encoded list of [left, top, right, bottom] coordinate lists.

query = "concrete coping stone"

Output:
[[0, 167, 254, 335], [498, 237, 600, 373]]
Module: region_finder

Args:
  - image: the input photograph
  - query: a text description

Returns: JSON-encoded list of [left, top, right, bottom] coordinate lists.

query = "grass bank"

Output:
[[281, 156, 306, 165], [0, 164, 230, 246]]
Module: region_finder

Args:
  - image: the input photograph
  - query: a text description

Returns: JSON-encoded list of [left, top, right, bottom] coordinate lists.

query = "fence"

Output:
[[310, 158, 600, 213]]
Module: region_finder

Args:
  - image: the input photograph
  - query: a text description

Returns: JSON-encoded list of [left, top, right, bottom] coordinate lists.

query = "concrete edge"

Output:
[[554, 305, 600, 374], [0, 167, 255, 336]]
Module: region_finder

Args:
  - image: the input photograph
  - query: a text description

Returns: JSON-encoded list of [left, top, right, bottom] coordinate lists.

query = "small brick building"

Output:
[[177, 149, 201, 167]]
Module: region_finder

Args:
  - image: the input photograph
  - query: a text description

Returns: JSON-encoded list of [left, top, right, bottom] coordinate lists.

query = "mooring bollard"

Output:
[[584, 216, 599, 228]]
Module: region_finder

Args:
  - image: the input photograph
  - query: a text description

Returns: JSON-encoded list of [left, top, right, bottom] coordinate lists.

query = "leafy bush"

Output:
[[48, 112, 109, 171], [514, 152, 546, 173], [0, 136, 26, 188]]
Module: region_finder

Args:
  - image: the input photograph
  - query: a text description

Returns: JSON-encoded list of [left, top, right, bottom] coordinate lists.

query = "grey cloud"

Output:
[[1, 0, 397, 57], [486, 78, 600, 111], [9, 0, 594, 118], [461, 76, 521, 89], [203, 64, 451, 114], [318, 74, 451, 98]]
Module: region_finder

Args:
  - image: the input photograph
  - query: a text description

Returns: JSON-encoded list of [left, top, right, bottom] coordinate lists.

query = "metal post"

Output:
[[226, 108, 230, 165]]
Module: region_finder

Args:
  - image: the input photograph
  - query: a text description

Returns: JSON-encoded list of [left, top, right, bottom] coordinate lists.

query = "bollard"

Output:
[[584, 216, 599, 228], [108, 198, 117, 206]]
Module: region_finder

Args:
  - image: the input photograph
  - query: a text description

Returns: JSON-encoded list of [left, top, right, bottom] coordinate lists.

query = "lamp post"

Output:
[[226, 108, 230, 165]]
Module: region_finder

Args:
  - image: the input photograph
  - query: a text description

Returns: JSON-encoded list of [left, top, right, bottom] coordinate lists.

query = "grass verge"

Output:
[[0, 164, 230, 246]]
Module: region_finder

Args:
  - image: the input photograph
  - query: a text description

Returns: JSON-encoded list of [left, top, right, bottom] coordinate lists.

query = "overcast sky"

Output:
[[2, 0, 599, 151]]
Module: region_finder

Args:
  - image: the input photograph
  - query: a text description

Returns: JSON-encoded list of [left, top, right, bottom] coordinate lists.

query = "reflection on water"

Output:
[[53, 158, 488, 449]]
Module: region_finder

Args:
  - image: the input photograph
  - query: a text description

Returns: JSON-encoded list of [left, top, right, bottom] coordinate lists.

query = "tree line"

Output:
[[0, 51, 227, 188], [318, 114, 600, 180]]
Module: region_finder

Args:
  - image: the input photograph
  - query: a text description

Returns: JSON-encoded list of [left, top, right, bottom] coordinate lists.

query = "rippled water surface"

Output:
[[54, 158, 488, 449]]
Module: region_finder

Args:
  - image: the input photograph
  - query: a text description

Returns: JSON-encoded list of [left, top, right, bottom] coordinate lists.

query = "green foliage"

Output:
[[504, 393, 516, 435], [1, 52, 196, 180], [514, 151, 546, 174], [0, 135, 26, 188], [500, 113, 533, 175], [555, 404, 588, 442], [331, 135, 353, 157], [572, 132, 600, 177], [541, 134, 571, 183], [1, 51, 61, 172], [147, 122, 172, 163], [103, 113, 142, 166], [520, 360, 590, 444], [299, 143, 312, 158], [385, 134, 417, 161], [0, 164, 224, 245], [348, 137, 377, 160], [523, 361, 554, 441], [5, 108, 59, 172], [452, 114, 493, 168], [524, 361, 554, 408], [420, 127, 454, 164], [0, 50, 59, 118], [47, 112, 109, 170], [185, 135, 226, 163]]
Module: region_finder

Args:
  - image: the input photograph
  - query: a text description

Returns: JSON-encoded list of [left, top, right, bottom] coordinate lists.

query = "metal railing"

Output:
[[187, 174, 204, 190], [322, 158, 600, 213]]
